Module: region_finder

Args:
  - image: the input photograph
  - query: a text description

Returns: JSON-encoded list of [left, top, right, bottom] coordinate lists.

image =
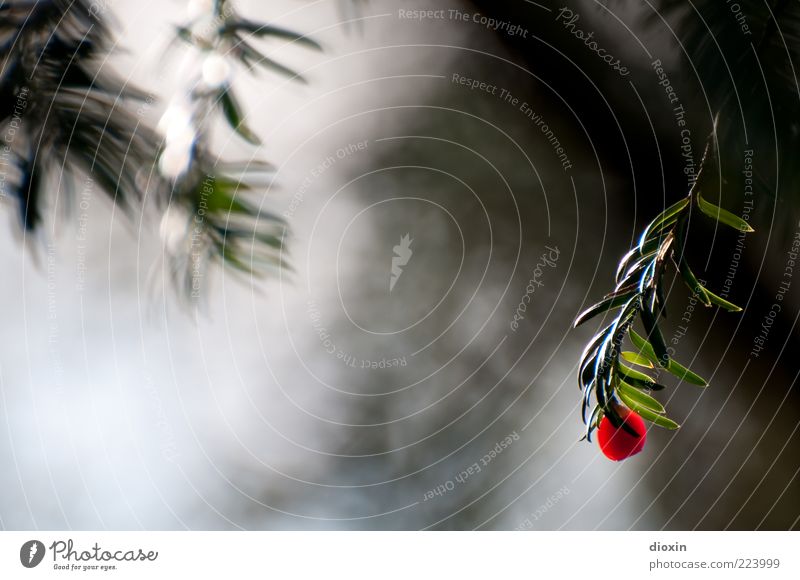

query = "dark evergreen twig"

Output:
[[0, 0, 158, 230], [574, 140, 754, 441]]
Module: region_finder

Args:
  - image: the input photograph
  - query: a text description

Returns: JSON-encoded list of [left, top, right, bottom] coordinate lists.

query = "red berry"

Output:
[[597, 409, 646, 461]]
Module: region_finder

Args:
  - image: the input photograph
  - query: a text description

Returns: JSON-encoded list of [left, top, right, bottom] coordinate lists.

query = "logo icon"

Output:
[[20, 540, 45, 568], [390, 234, 413, 292]]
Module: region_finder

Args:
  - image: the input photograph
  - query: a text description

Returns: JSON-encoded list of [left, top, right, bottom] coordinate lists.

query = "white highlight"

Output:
[[202, 53, 231, 89], [158, 102, 196, 180], [186, 0, 213, 20]]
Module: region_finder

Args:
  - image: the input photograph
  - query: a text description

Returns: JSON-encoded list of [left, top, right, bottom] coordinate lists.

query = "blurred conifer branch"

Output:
[[157, 0, 321, 299], [0, 0, 158, 230], [0, 0, 325, 301]]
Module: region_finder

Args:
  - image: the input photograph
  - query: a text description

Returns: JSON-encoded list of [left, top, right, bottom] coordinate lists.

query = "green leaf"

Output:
[[219, 89, 262, 145], [702, 287, 743, 312], [617, 381, 665, 414], [640, 296, 670, 366], [674, 217, 740, 312], [622, 376, 666, 391], [217, 159, 274, 174], [677, 255, 712, 306], [580, 360, 596, 389], [616, 237, 661, 283], [615, 247, 642, 284], [585, 405, 604, 442], [634, 405, 680, 430], [617, 255, 656, 289], [220, 243, 254, 273], [641, 197, 690, 241], [574, 292, 635, 327], [618, 359, 666, 390], [629, 329, 708, 386], [697, 193, 755, 232], [616, 362, 655, 385], [238, 40, 307, 83], [639, 235, 664, 256], [579, 325, 613, 388], [668, 361, 708, 386], [215, 176, 253, 193], [582, 380, 594, 421], [224, 20, 323, 51], [208, 188, 256, 216], [254, 231, 285, 250], [628, 328, 666, 362], [593, 303, 638, 409], [674, 216, 706, 301], [621, 351, 653, 368], [643, 216, 679, 243]]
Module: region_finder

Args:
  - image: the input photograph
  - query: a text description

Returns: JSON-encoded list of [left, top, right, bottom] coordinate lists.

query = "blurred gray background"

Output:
[[0, 0, 798, 530]]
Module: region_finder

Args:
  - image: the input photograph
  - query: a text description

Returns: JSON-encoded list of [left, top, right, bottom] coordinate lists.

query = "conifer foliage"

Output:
[[0, 0, 318, 298]]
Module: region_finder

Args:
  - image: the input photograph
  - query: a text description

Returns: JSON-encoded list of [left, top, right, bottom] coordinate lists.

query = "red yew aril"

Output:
[[597, 408, 647, 460]]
